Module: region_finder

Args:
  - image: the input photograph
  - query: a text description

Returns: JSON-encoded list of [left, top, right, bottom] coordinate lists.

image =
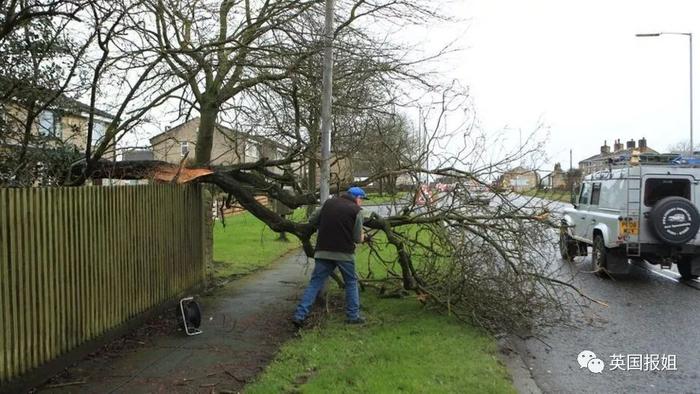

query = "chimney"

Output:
[[626, 139, 636, 149], [638, 137, 647, 151], [554, 162, 562, 171], [614, 139, 624, 152], [600, 140, 610, 154]]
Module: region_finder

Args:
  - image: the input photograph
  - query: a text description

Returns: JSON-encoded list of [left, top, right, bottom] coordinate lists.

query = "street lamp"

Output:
[[636, 32, 694, 156]]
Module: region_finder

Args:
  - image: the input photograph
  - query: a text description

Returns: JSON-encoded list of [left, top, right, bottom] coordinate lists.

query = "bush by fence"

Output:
[[0, 184, 207, 383]]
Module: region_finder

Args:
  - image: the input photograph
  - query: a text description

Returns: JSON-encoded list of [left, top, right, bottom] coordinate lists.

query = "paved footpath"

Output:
[[40, 251, 310, 394]]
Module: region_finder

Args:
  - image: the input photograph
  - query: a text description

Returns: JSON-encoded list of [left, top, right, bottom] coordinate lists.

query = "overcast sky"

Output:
[[424, 0, 700, 171], [128, 0, 700, 171]]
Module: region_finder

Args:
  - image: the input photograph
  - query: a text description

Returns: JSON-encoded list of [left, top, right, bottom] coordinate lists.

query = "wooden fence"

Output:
[[0, 184, 206, 383]]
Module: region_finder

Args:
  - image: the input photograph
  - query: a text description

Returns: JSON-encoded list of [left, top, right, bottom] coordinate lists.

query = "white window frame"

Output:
[[180, 141, 189, 157]]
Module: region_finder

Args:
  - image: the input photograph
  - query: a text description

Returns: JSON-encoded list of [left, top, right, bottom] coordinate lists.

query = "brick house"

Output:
[[1, 93, 116, 157], [149, 118, 279, 166], [579, 138, 657, 175], [151, 118, 357, 189], [540, 163, 567, 190], [498, 166, 540, 192]]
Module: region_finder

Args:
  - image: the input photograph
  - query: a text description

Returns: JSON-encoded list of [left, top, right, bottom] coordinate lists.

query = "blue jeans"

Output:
[[293, 258, 360, 321]]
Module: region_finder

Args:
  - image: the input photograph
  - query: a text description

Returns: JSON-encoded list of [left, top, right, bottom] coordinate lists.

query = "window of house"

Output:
[[245, 141, 259, 162], [92, 122, 106, 146], [38, 110, 56, 136], [590, 183, 602, 205], [180, 141, 189, 157], [644, 178, 691, 207]]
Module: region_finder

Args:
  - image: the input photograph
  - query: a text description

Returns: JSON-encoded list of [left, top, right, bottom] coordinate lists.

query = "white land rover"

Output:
[[560, 154, 700, 279]]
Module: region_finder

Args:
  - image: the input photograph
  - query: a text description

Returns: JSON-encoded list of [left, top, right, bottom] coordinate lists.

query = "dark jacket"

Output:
[[315, 194, 361, 254]]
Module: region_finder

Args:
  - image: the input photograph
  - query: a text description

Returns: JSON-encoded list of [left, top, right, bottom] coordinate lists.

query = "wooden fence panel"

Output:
[[0, 184, 205, 384]]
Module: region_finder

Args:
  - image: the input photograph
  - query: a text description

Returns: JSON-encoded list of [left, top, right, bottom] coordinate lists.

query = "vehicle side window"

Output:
[[579, 183, 591, 205], [590, 183, 601, 205]]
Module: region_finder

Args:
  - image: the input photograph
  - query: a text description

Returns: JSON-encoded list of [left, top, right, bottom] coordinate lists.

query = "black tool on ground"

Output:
[[179, 297, 203, 336]]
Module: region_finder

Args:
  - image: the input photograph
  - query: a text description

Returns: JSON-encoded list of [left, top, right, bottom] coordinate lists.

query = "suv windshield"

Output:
[[644, 178, 691, 207]]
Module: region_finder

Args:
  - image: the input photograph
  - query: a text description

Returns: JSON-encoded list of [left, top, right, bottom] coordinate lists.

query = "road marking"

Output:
[[644, 267, 680, 283], [637, 264, 700, 290]]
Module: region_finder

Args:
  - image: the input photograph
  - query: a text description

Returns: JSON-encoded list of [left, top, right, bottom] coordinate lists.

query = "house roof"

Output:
[[0, 77, 115, 119], [580, 147, 658, 164], [53, 95, 115, 119]]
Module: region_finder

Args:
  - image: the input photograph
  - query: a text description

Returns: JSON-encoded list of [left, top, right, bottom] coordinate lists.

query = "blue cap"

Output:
[[347, 186, 368, 199]]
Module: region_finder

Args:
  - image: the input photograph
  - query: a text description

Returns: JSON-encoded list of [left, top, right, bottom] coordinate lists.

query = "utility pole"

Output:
[[319, 0, 334, 203], [570, 149, 573, 171]]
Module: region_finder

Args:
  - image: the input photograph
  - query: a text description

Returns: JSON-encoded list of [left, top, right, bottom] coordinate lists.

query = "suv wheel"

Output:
[[559, 224, 578, 262], [592, 234, 608, 274], [677, 257, 699, 281]]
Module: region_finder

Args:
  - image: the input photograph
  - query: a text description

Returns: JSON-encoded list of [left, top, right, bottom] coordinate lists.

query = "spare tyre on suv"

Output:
[[648, 196, 700, 245]]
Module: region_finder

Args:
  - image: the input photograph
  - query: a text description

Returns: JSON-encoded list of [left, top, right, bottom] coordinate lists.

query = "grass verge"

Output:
[[364, 191, 409, 205], [245, 229, 515, 393], [245, 292, 514, 393], [212, 211, 301, 280]]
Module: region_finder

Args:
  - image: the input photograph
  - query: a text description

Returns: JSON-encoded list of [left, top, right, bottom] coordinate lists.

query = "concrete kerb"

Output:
[[497, 335, 543, 394]]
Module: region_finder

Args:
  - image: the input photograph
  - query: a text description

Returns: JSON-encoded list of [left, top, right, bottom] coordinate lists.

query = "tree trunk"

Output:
[[305, 120, 320, 217], [195, 102, 218, 166], [388, 175, 397, 195]]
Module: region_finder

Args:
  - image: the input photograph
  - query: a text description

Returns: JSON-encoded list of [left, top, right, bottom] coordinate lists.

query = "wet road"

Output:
[[514, 197, 700, 393], [517, 253, 700, 393]]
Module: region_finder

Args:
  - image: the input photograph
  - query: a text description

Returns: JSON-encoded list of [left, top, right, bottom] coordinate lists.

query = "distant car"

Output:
[[454, 184, 491, 205], [560, 155, 700, 279]]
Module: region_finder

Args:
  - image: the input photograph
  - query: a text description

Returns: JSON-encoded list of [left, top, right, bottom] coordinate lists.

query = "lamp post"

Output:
[[636, 32, 694, 156], [319, 0, 334, 203]]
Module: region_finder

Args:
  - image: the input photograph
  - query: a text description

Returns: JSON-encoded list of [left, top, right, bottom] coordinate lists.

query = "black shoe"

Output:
[[292, 317, 306, 328], [345, 317, 366, 325]]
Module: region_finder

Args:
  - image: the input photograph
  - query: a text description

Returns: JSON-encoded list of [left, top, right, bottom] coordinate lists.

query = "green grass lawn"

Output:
[[364, 191, 409, 205], [245, 228, 515, 393], [212, 211, 301, 279]]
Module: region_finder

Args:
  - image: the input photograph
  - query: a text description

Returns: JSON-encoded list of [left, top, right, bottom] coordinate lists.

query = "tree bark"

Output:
[[195, 102, 219, 166]]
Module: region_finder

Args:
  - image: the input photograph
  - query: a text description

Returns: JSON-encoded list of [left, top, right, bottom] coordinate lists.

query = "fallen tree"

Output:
[[3, 0, 591, 334], [75, 115, 590, 334]]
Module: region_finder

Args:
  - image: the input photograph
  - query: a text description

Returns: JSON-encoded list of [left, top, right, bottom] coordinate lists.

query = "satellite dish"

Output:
[[179, 297, 203, 336]]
